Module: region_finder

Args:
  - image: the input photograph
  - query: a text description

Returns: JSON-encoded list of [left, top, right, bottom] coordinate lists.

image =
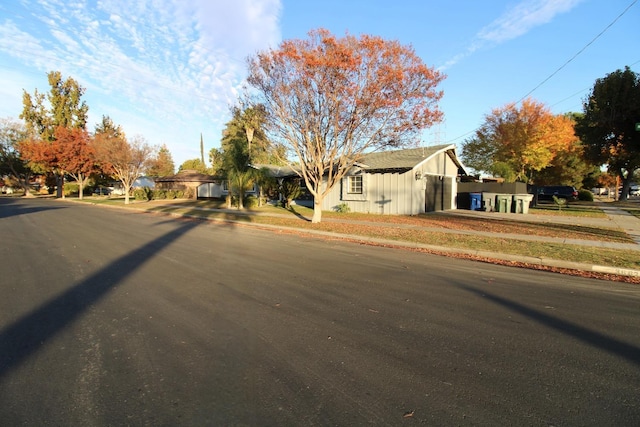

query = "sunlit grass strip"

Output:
[[146, 203, 632, 243], [528, 205, 606, 218], [142, 205, 639, 270]]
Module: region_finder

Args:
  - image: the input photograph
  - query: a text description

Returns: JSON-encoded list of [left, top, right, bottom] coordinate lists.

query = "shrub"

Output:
[[552, 195, 567, 211], [578, 189, 593, 201], [244, 195, 259, 208], [153, 189, 167, 200], [63, 182, 79, 197], [134, 187, 153, 201], [280, 179, 303, 208], [335, 203, 351, 213]]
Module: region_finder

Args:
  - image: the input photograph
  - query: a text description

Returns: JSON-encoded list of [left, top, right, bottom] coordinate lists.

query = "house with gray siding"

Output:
[[320, 144, 466, 215]]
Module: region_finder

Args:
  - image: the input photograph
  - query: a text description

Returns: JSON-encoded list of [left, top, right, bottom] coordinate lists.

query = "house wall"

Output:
[[415, 152, 459, 211], [197, 182, 223, 198], [321, 152, 460, 215]]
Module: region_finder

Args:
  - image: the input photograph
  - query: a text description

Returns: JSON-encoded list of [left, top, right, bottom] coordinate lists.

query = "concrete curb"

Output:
[[173, 212, 640, 279]]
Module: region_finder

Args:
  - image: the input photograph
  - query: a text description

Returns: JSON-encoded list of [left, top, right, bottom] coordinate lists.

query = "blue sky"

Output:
[[0, 0, 637, 168]]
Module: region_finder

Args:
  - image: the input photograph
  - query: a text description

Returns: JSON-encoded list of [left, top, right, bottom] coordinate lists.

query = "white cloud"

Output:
[[440, 0, 583, 70], [478, 0, 583, 43], [0, 0, 283, 165]]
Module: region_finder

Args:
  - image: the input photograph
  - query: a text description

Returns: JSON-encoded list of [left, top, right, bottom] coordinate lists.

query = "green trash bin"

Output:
[[482, 192, 497, 212], [496, 194, 512, 213], [513, 194, 534, 214]]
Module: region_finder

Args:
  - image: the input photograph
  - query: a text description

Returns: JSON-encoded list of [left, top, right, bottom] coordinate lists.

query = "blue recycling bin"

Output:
[[470, 193, 482, 211]]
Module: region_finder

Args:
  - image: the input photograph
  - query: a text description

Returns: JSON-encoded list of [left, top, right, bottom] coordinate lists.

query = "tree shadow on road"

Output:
[[456, 283, 640, 367], [0, 197, 67, 219], [0, 219, 200, 379]]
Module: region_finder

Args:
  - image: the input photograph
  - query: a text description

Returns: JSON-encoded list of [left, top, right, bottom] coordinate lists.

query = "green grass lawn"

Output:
[[529, 203, 606, 217]]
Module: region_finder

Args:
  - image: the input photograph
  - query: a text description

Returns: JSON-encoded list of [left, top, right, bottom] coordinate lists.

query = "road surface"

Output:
[[1, 197, 639, 425]]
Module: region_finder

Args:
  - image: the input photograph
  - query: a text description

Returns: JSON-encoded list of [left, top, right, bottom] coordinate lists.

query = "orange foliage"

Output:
[[18, 126, 94, 177], [52, 126, 95, 176], [486, 98, 577, 181], [247, 28, 445, 222]]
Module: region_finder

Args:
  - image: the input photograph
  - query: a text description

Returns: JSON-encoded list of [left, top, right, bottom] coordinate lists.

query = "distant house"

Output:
[[320, 144, 467, 215], [153, 145, 466, 211], [155, 169, 220, 198]]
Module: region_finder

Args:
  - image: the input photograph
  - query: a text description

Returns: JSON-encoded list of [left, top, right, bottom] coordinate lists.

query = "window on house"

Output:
[[348, 175, 363, 194]]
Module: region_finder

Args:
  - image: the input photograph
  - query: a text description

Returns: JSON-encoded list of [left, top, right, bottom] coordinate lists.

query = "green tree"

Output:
[[200, 133, 205, 166], [220, 116, 257, 210], [0, 117, 34, 196], [178, 158, 208, 174], [21, 71, 88, 138], [575, 66, 640, 200], [225, 104, 279, 165], [147, 144, 175, 177], [20, 71, 89, 197], [95, 115, 124, 139], [533, 142, 597, 188], [247, 29, 445, 223], [209, 147, 224, 176], [280, 178, 302, 208], [219, 105, 285, 209], [462, 98, 577, 183]]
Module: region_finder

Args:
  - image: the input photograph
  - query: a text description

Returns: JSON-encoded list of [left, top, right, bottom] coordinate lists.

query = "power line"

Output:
[[444, 3, 638, 146], [515, 0, 638, 104]]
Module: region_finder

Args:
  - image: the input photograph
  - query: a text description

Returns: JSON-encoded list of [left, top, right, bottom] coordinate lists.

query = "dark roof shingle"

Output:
[[358, 144, 454, 171]]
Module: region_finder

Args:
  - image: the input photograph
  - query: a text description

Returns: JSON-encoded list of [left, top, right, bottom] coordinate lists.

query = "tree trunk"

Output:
[[19, 177, 33, 197], [238, 189, 244, 210], [56, 175, 64, 198], [312, 198, 323, 223], [78, 173, 84, 200]]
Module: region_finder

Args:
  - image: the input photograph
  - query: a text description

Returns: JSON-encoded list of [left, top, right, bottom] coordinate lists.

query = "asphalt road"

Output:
[[1, 197, 639, 426]]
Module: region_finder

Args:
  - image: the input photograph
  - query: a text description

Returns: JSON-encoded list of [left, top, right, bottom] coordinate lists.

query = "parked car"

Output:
[[537, 185, 578, 201], [619, 184, 640, 197]]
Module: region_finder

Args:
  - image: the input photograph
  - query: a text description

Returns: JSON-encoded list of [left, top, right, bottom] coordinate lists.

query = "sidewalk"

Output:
[[439, 204, 640, 250], [598, 204, 640, 245]]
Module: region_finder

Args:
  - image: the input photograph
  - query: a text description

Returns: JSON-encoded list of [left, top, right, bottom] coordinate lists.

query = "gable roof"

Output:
[[357, 144, 466, 174], [251, 164, 300, 178]]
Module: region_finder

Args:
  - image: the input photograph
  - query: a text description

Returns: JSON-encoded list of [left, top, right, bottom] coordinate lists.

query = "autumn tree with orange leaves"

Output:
[[19, 126, 96, 199], [51, 127, 96, 199], [461, 98, 578, 184], [92, 116, 155, 205], [247, 29, 445, 223], [20, 71, 89, 197]]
